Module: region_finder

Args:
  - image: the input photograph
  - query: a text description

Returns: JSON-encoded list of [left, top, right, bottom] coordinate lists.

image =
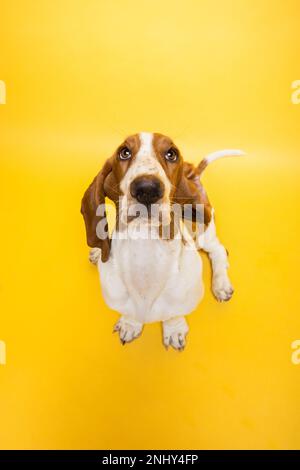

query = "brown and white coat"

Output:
[[81, 132, 243, 350]]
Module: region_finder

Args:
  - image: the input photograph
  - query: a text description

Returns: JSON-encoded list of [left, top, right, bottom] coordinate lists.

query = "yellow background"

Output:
[[0, 0, 300, 450]]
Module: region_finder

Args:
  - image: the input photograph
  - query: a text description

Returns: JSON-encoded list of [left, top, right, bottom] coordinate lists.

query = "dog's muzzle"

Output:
[[130, 175, 165, 205]]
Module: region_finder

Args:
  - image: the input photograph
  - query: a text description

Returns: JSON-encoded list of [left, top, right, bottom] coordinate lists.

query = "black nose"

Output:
[[130, 176, 165, 205]]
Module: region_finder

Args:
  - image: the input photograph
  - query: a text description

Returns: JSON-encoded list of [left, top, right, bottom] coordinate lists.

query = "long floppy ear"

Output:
[[81, 158, 113, 262], [173, 161, 212, 226]]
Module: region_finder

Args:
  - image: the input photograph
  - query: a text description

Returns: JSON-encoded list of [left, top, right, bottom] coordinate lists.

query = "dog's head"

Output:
[[81, 132, 211, 261]]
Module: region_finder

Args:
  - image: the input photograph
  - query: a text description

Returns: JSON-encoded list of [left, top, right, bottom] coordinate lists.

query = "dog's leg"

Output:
[[162, 316, 189, 351], [89, 248, 101, 265], [201, 214, 234, 302], [113, 316, 143, 345]]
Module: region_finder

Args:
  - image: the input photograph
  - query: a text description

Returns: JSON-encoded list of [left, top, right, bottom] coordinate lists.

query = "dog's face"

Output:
[[81, 132, 211, 262], [107, 132, 183, 208], [115, 133, 182, 206]]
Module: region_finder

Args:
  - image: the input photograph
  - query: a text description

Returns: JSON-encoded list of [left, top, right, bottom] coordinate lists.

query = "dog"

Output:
[[81, 132, 243, 350]]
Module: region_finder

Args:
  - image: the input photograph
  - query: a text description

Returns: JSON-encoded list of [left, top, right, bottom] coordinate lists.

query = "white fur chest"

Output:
[[98, 222, 203, 323]]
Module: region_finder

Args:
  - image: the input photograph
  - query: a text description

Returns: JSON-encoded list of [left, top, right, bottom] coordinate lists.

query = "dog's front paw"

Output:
[[212, 273, 234, 302], [89, 248, 101, 265], [162, 317, 189, 351], [113, 317, 143, 345]]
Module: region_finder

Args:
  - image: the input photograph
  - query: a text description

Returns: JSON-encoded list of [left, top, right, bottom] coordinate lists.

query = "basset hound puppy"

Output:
[[81, 132, 243, 350]]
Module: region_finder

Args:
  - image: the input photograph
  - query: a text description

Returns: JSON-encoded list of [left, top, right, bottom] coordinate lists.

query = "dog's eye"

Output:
[[165, 148, 178, 162], [119, 147, 132, 160]]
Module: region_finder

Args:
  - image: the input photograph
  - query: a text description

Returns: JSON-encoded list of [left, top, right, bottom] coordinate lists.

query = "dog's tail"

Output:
[[198, 149, 245, 175]]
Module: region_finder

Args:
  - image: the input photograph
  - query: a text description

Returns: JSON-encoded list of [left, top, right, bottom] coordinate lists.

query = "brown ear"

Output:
[[173, 161, 212, 226], [81, 158, 113, 262]]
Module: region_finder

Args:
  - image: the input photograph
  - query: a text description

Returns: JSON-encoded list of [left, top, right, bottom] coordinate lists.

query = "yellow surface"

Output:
[[0, 0, 300, 450]]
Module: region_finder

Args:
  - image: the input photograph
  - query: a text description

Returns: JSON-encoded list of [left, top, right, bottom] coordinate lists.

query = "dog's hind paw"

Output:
[[89, 248, 101, 265], [212, 273, 234, 302]]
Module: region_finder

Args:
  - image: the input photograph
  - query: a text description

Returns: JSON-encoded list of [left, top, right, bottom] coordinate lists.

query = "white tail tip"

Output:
[[204, 149, 246, 164]]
